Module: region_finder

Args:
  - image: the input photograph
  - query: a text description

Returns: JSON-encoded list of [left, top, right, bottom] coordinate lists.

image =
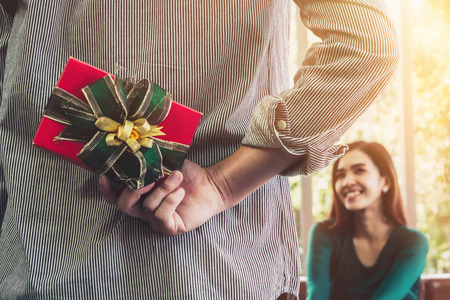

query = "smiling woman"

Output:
[[330, 141, 406, 229], [334, 150, 389, 212], [306, 141, 429, 300]]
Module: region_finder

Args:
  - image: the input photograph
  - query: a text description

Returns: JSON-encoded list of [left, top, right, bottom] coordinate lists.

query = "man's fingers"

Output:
[[99, 171, 184, 230], [155, 187, 185, 222], [98, 175, 157, 219], [142, 171, 183, 214], [98, 176, 119, 204], [143, 187, 186, 236], [115, 182, 156, 219]]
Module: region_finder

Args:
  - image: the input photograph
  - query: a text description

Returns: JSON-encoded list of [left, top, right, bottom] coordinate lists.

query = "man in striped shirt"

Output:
[[0, 0, 398, 299]]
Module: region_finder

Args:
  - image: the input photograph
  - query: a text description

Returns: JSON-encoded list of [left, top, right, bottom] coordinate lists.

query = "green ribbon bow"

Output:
[[44, 74, 188, 189]]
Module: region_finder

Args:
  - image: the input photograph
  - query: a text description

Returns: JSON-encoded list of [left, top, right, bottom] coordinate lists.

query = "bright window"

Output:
[[289, 0, 450, 275]]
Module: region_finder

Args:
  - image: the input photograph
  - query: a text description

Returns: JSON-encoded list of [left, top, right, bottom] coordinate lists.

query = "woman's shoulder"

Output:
[[312, 218, 334, 232], [311, 218, 348, 241], [394, 226, 428, 242], [391, 225, 429, 253]]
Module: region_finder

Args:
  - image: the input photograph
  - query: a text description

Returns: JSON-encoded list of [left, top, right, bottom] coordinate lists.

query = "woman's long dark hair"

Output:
[[328, 141, 407, 229]]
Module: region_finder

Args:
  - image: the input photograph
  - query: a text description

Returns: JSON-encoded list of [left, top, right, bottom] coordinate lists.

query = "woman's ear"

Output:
[[382, 177, 390, 194]]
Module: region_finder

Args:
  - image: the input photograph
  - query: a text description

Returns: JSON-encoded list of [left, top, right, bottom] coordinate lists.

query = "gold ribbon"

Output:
[[95, 116, 165, 153]]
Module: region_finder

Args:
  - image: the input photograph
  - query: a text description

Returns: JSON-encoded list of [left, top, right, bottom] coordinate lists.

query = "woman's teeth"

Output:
[[346, 191, 361, 197]]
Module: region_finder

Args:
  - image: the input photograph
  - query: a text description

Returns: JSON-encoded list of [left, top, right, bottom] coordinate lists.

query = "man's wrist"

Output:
[[207, 146, 300, 209], [205, 164, 235, 210]]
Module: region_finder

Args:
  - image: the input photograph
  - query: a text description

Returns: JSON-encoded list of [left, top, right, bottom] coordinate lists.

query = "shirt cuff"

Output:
[[241, 95, 348, 176]]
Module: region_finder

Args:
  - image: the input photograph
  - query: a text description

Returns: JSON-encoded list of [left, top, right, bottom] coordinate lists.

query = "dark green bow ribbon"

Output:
[[44, 74, 188, 189]]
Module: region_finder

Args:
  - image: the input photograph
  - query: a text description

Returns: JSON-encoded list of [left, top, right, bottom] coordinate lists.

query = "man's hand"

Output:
[[98, 160, 229, 236], [99, 146, 300, 236]]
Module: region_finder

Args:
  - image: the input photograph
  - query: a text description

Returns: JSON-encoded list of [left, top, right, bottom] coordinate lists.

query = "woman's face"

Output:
[[334, 149, 388, 212]]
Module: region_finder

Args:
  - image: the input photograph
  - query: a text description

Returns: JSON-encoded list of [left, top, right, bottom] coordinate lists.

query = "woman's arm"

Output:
[[306, 223, 334, 300], [372, 230, 429, 299]]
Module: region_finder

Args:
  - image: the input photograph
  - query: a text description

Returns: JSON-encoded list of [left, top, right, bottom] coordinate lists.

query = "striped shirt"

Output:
[[0, 0, 398, 299]]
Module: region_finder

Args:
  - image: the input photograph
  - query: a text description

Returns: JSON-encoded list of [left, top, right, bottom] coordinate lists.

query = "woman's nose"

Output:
[[342, 174, 356, 186]]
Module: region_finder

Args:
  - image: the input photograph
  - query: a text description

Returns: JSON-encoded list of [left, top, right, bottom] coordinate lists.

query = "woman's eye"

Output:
[[355, 168, 365, 174]]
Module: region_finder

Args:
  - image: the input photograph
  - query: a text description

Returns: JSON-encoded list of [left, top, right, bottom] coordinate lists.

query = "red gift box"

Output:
[[33, 57, 202, 186]]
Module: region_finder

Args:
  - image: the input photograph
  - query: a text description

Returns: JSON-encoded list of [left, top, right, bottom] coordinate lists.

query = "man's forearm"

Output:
[[207, 145, 300, 209]]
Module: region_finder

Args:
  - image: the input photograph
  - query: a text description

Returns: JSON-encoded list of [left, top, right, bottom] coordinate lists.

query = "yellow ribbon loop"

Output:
[[137, 137, 154, 148], [95, 117, 165, 152], [117, 120, 134, 141], [125, 138, 141, 153], [133, 118, 151, 134], [95, 117, 121, 132], [105, 133, 122, 146]]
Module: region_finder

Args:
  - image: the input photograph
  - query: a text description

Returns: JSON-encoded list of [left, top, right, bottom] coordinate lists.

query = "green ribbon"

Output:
[[44, 74, 188, 190]]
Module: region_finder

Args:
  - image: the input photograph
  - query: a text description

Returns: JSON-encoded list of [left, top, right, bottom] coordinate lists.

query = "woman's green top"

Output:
[[306, 220, 429, 300]]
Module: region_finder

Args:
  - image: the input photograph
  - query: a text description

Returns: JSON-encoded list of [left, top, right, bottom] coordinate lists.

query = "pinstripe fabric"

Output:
[[0, 0, 398, 299]]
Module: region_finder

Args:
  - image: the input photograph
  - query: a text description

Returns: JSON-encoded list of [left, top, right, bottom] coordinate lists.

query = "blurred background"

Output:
[[289, 0, 450, 275]]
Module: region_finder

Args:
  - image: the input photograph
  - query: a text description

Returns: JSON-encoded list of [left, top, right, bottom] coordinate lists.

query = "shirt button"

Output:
[[276, 120, 287, 130]]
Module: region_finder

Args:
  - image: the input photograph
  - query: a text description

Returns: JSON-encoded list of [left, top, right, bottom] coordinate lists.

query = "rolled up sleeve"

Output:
[[242, 0, 400, 176]]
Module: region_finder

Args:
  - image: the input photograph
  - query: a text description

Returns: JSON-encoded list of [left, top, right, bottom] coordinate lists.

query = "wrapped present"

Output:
[[33, 57, 202, 190]]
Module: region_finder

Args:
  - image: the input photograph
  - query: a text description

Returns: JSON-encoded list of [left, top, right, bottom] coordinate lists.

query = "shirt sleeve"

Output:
[[306, 223, 333, 300], [372, 230, 429, 300], [242, 0, 400, 176]]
